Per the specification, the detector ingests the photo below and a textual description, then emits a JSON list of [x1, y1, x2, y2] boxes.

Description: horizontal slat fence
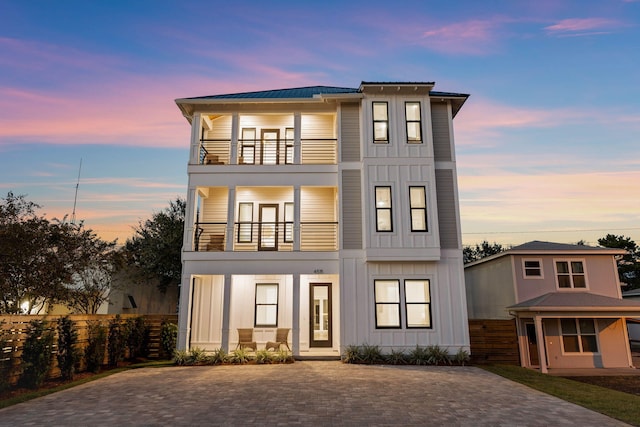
[[0, 314, 177, 386], [468, 319, 520, 365]]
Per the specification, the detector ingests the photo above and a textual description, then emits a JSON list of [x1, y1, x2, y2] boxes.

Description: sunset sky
[[1, 0, 639, 247]]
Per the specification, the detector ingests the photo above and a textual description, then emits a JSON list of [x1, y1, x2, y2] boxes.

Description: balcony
[[194, 221, 338, 252], [198, 138, 337, 166]]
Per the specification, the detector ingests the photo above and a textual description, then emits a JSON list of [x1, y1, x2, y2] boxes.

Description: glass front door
[[310, 283, 332, 347], [258, 204, 278, 251], [261, 129, 279, 165]]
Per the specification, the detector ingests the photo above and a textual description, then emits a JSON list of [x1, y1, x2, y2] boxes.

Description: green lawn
[[482, 365, 640, 426]]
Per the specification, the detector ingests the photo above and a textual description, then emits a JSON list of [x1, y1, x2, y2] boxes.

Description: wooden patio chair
[[265, 328, 291, 351], [236, 328, 257, 351]]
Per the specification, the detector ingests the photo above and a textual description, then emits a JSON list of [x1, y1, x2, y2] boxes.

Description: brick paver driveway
[[0, 362, 628, 426]]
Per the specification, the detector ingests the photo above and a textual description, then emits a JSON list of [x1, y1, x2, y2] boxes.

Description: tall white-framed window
[[375, 186, 393, 232], [374, 280, 401, 328], [560, 318, 598, 353], [237, 202, 253, 243], [404, 280, 431, 328], [405, 102, 422, 143], [409, 186, 427, 231], [255, 283, 278, 327], [522, 259, 543, 278], [284, 202, 294, 243], [555, 260, 587, 288], [372, 102, 389, 143]]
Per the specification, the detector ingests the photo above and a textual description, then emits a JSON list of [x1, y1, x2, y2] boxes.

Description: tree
[[123, 197, 185, 293], [598, 234, 640, 289], [463, 241, 505, 264]]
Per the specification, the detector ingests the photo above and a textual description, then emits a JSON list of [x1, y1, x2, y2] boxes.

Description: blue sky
[[1, 0, 639, 246]]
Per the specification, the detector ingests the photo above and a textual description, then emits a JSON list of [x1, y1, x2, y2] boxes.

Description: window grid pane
[[375, 186, 393, 232], [375, 280, 400, 328], [255, 284, 278, 327], [373, 102, 389, 143], [409, 186, 427, 232], [404, 280, 431, 329], [405, 102, 422, 143]]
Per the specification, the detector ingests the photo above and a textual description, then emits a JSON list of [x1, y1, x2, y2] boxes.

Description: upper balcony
[[193, 113, 337, 166]]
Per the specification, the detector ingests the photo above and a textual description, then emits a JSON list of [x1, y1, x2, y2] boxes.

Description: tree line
[[0, 192, 184, 314]]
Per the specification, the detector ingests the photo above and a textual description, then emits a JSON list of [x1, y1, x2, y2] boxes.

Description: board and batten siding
[[340, 103, 361, 162], [435, 169, 459, 249], [341, 169, 363, 249], [430, 102, 452, 162]]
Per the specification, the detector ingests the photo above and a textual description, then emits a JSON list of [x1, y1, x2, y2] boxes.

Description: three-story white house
[[175, 82, 470, 357]]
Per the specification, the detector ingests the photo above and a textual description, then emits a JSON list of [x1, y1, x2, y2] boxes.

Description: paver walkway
[[0, 362, 629, 426]]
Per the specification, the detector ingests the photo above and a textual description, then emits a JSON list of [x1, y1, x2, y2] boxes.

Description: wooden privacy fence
[[468, 319, 520, 365], [0, 314, 178, 386]]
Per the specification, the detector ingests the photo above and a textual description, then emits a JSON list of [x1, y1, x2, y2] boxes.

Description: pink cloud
[[544, 18, 621, 36], [420, 18, 509, 55]]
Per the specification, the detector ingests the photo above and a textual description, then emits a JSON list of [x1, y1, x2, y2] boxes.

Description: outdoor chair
[[265, 328, 291, 351], [236, 328, 257, 351]]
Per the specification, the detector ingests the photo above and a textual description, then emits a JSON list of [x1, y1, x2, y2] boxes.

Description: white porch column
[[292, 274, 300, 355], [230, 113, 239, 164], [294, 112, 301, 164], [225, 187, 236, 251], [534, 316, 548, 373], [221, 273, 232, 352], [294, 186, 301, 252], [177, 276, 193, 351], [183, 187, 198, 252], [190, 113, 202, 165]]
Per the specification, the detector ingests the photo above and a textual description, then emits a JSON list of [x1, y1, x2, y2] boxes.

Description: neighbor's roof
[[465, 240, 627, 268], [507, 292, 640, 314]]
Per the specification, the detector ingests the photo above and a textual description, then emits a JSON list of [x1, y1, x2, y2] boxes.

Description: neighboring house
[[174, 82, 470, 358], [465, 241, 640, 372]]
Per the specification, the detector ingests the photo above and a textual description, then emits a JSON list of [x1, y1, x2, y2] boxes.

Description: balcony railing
[[194, 221, 338, 252], [198, 139, 337, 165]]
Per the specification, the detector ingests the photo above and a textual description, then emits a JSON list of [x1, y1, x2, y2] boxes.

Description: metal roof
[[185, 86, 360, 100]]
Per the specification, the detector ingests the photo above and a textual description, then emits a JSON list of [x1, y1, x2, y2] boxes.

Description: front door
[[310, 283, 332, 347], [258, 204, 278, 251], [525, 321, 540, 366], [261, 129, 279, 165]]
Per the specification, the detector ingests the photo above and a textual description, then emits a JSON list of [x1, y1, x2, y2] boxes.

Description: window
[[240, 128, 256, 164], [285, 127, 294, 164], [523, 259, 542, 278], [561, 319, 598, 353], [255, 283, 278, 327], [374, 280, 400, 328], [405, 102, 422, 143], [555, 260, 586, 288], [372, 102, 389, 143], [284, 202, 294, 243], [404, 280, 431, 328], [409, 186, 427, 231], [375, 186, 393, 232], [237, 202, 253, 243]]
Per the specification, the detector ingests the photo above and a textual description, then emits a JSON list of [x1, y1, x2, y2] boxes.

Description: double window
[[523, 259, 543, 278], [555, 260, 586, 288], [405, 102, 422, 143], [255, 283, 278, 327], [374, 279, 432, 329], [372, 102, 389, 143], [561, 318, 598, 353], [375, 186, 393, 232]]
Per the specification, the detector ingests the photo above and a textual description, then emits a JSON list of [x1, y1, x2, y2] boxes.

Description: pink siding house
[[465, 241, 640, 373]]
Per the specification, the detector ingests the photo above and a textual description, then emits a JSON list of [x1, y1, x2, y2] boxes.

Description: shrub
[[126, 317, 150, 360], [0, 321, 12, 393], [56, 316, 80, 380], [230, 348, 251, 364], [208, 348, 228, 365], [341, 345, 362, 364], [255, 349, 272, 364], [108, 316, 127, 367], [160, 321, 178, 359], [19, 320, 54, 389], [385, 348, 407, 365], [359, 344, 383, 364], [173, 349, 189, 366], [408, 345, 430, 365], [189, 347, 208, 364], [272, 349, 294, 364], [453, 347, 470, 366], [426, 345, 451, 365], [85, 321, 107, 373]]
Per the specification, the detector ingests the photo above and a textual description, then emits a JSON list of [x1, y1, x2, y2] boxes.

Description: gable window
[[372, 102, 389, 143], [375, 186, 393, 232], [405, 280, 431, 328], [255, 283, 278, 327], [284, 202, 294, 243], [237, 202, 253, 243], [405, 102, 422, 143], [409, 186, 427, 231], [523, 259, 542, 278], [374, 280, 401, 328], [561, 318, 598, 353], [555, 260, 586, 288]]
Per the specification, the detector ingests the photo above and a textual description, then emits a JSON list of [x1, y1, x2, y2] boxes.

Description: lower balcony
[[194, 221, 338, 252]]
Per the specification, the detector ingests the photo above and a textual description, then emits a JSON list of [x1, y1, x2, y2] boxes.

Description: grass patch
[[482, 365, 640, 426], [0, 360, 173, 410]]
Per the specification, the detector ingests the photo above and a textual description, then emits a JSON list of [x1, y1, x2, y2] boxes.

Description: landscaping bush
[[85, 321, 107, 373], [208, 348, 228, 365], [408, 345, 431, 365], [126, 316, 150, 360], [19, 320, 54, 389], [107, 315, 127, 367], [255, 349, 272, 364], [385, 348, 407, 365], [56, 316, 80, 380], [160, 321, 178, 359], [453, 347, 470, 366], [229, 348, 252, 364], [341, 345, 362, 364], [425, 345, 451, 366]]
